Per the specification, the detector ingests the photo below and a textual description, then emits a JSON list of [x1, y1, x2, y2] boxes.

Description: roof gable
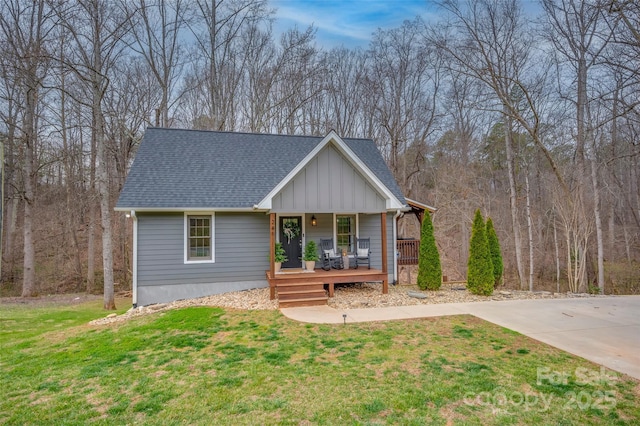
[[116, 128, 406, 211], [255, 131, 404, 211], [270, 143, 387, 213]]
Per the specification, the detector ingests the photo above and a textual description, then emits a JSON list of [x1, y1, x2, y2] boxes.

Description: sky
[[270, 0, 437, 48]]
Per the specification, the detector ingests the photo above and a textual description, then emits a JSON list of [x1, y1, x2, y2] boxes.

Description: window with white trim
[[336, 215, 356, 254], [186, 214, 214, 262]]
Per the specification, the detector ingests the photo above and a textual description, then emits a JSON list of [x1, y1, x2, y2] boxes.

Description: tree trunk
[[552, 209, 560, 293], [86, 137, 97, 292], [622, 222, 631, 264], [590, 157, 604, 294], [59, 58, 83, 289], [504, 111, 525, 289], [3, 197, 18, 281], [22, 191, 36, 297], [97, 128, 116, 310], [21, 89, 37, 297], [525, 172, 534, 292], [609, 87, 618, 261], [93, 68, 116, 310], [2, 115, 18, 282], [608, 204, 615, 261]]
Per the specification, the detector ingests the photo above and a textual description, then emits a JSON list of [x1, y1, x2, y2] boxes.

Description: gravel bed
[[90, 283, 606, 326], [328, 283, 597, 309]]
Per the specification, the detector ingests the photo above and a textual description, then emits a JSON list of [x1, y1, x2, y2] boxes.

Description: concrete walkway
[[281, 295, 640, 380]]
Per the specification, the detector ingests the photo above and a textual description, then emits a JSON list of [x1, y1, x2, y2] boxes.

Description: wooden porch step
[[276, 281, 328, 308], [276, 282, 324, 293], [277, 289, 327, 301], [279, 297, 328, 308]]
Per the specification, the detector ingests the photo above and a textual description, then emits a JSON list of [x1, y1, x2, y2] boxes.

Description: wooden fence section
[[397, 239, 419, 265]]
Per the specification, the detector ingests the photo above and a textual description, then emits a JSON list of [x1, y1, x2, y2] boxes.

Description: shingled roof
[[116, 128, 406, 210]]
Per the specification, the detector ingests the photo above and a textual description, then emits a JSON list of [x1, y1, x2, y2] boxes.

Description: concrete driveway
[[281, 296, 640, 380]]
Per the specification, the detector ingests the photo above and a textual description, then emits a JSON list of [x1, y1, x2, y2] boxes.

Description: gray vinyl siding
[[359, 214, 381, 269], [302, 212, 393, 273], [303, 213, 333, 243], [359, 213, 395, 276], [303, 213, 334, 268], [271, 145, 386, 213], [135, 210, 395, 305], [137, 212, 270, 288]]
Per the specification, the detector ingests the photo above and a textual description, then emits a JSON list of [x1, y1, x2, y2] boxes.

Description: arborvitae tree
[[467, 209, 494, 295], [417, 212, 442, 290], [486, 217, 504, 288]]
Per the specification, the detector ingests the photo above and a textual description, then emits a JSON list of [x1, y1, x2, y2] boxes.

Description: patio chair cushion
[[357, 248, 369, 257], [323, 249, 336, 258]]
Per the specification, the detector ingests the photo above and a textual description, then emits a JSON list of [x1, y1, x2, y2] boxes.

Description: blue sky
[[270, 0, 437, 48]]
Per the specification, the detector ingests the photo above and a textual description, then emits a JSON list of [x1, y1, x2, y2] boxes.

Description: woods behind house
[[1, 0, 639, 304]]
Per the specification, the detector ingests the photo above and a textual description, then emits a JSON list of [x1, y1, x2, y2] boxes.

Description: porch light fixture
[[311, 215, 317, 226]]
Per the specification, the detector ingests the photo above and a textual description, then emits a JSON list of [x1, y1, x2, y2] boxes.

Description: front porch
[[268, 212, 389, 307], [267, 267, 389, 299]]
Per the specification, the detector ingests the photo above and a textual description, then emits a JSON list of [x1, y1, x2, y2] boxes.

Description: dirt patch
[[0, 293, 104, 308]]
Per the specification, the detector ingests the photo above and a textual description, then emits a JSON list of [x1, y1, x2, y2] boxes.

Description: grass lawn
[[0, 298, 638, 425]]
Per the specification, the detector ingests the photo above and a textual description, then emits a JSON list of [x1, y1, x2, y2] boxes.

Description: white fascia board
[[405, 198, 437, 212], [256, 130, 405, 211]]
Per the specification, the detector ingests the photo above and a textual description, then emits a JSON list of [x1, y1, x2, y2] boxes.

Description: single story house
[[116, 128, 423, 307]]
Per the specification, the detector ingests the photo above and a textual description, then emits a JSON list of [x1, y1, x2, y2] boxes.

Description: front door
[[279, 216, 302, 269]]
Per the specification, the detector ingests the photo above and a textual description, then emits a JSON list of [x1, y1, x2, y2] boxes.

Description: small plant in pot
[[274, 242, 287, 273], [303, 240, 319, 272]]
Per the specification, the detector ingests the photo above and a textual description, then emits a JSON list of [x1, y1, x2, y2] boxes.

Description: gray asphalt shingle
[[116, 128, 406, 210]]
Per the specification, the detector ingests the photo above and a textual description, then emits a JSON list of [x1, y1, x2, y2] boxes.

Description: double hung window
[[336, 215, 356, 254], [186, 214, 214, 262]]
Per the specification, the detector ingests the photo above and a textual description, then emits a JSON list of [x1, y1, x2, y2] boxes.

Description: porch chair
[[354, 237, 371, 269], [320, 238, 343, 270]]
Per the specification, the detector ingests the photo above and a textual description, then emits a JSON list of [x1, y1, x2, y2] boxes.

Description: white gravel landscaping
[[90, 282, 604, 326]]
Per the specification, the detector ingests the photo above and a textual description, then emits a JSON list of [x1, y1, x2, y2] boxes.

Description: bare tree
[[54, 0, 133, 309], [240, 24, 322, 134], [323, 47, 369, 137], [604, 1, 640, 275], [273, 26, 324, 135], [0, 0, 637, 298], [0, 0, 53, 296], [52, 28, 84, 287], [542, 0, 614, 292], [434, 0, 538, 288], [368, 17, 440, 192], [126, 0, 190, 127], [188, 0, 271, 130], [241, 22, 276, 132], [0, 43, 22, 282]]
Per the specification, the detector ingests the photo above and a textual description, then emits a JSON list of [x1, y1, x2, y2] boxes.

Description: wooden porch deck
[[266, 268, 388, 300]]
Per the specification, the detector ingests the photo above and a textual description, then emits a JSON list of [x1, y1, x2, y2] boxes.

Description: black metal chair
[[354, 237, 371, 269], [320, 238, 343, 270]]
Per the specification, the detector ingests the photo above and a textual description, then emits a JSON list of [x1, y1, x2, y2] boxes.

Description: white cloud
[[271, 0, 433, 48], [274, 2, 373, 42]]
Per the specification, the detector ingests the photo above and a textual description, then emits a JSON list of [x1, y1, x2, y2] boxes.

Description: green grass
[[0, 300, 638, 425]]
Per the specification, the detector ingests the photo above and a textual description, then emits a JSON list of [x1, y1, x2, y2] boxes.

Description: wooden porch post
[[381, 212, 388, 294], [269, 213, 276, 300]]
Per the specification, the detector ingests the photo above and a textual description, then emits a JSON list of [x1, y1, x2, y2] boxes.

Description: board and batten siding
[[271, 144, 386, 213], [136, 212, 270, 305]]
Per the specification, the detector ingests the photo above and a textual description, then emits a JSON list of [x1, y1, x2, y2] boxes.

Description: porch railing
[[397, 239, 419, 265]]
